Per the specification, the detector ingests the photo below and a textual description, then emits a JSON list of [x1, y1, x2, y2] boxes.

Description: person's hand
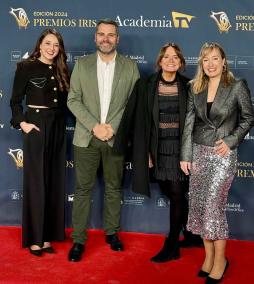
[[104, 124, 114, 140], [215, 139, 230, 157], [148, 153, 153, 168], [20, 121, 40, 134], [180, 161, 192, 175], [92, 124, 108, 141]]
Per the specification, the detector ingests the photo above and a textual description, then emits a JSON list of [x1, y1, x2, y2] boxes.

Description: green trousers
[[71, 137, 124, 244]]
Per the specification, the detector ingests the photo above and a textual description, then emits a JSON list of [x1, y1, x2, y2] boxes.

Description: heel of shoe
[[205, 258, 229, 283], [197, 269, 210, 278]]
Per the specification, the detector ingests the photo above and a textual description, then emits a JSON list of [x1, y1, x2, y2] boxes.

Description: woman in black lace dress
[[114, 43, 202, 262]]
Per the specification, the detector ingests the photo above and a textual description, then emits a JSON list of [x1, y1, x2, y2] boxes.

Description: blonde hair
[[192, 42, 234, 94]]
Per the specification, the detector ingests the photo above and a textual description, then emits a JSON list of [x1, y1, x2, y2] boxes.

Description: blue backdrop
[[0, 0, 254, 240]]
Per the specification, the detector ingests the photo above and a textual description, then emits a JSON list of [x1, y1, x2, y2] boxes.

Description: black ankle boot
[[150, 237, 180, 263]]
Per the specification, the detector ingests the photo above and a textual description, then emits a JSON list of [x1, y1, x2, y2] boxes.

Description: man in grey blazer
[[67, 19, 139, 262]]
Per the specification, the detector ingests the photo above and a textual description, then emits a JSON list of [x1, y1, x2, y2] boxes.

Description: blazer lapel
[[209, 83, 232, 121], [195, 88, 211, 124], [87, 54, 101, 119], [110, 55, 123, 105]]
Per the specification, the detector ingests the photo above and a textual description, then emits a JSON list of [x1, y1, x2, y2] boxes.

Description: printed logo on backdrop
[[116, 11, 195, 29], [66, 51, 90, 64], [244, 131, 254, 140], [210, 11, 254, 32], [67, 194, 95, 204], [67, 194, 74, 202], [125, 162, 133, 170], [185, 55, 254, 70], [11, 51, 21, 62], [66, 126, 75, 131], [185, 56, 199, 66], [9, 7, 30, 29], [11, 51, 29, 62], [123, 195, 145, 206], [9, 8, 96, 28], [225, 203, 245, 213], [237, 160, 254, 178], [66, 160, 74, 168], [235, 14, 254, 31], [125, 55, 148, 65], [9, 190, 23, 201], [156, 197, 169, 208], [11, 51, 86, 63], [22, 52, 29, 59], [172, 11, 195, 28], [7, 148, 23, 169], [210, 11, 232, 33], [9, 8, 195, 30]]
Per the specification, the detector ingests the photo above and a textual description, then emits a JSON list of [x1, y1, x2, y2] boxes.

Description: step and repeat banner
[[0, 0, 254, 240]]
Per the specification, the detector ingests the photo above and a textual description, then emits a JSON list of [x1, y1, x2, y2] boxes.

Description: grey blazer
[[67, 53, 139, 147], [181, 79, 254, 161]]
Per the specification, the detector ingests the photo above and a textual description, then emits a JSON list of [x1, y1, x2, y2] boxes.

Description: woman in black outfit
[[114, 43, 202, 262], [10, 29, 70, 256]]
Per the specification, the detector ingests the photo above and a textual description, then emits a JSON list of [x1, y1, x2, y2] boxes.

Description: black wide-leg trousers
[[22, 107, 66, 248]]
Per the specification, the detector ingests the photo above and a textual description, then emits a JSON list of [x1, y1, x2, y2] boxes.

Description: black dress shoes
[[29, 248, 43, 257], [68, 243, 85, 262], [205, 259, 229, 283], [197, 269, 210, 278], [105, 234, 124, 251], [42, 246, 55, 254]]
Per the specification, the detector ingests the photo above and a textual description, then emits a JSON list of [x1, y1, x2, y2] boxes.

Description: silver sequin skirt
[[187, 143, 237, 240]]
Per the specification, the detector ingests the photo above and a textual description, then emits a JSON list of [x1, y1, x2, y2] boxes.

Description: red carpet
[[0, 227, 253, 283]]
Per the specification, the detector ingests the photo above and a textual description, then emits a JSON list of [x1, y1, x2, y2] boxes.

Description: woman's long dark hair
[[29, 29, 70, 92]]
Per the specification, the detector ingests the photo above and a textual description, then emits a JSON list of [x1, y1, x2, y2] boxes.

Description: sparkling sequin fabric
[[187, 143, 237, 240]]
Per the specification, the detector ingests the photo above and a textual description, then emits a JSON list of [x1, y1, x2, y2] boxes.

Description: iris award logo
[[9, 7, 30, 29], [210, 11, 232, 33], [171, 11, 195, 28], [10, 190, 23, 201], [8, 148, 23, 168]]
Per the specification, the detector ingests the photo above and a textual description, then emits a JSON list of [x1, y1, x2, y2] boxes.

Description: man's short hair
[[96, 18, 119, 35]]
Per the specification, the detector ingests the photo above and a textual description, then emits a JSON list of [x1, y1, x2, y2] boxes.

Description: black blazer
[[114, 71, 189, 197], [181, 79, 254, 162]]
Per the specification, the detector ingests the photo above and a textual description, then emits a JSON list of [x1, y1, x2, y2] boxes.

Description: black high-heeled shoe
[[29, 248, 42, 257], [197, 269, 210, 278], [205, 259, 229, 283]]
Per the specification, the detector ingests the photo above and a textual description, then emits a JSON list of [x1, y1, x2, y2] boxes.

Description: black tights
[[158, 180, 188, 243]]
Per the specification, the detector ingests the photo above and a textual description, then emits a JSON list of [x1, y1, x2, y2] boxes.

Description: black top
[[10, 59, 67, 128], [113, 71, 190, 197], [207, 102, 213, 118], [155, 76, 185, 181]]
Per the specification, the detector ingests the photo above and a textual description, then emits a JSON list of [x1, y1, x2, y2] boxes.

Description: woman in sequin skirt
[[180, 42, 254, 283]]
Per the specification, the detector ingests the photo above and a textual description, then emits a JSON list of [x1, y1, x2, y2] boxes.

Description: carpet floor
[[0, 227, 253, 283]]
